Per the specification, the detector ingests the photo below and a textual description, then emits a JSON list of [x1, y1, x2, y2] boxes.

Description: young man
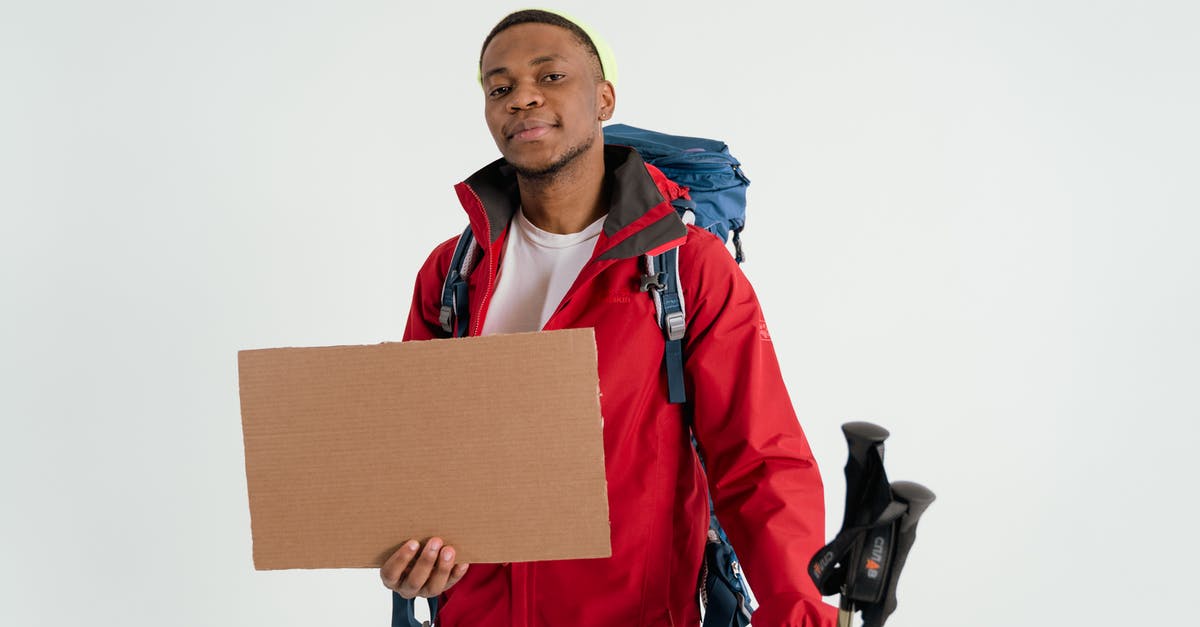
[[380, 10, 835, 626]]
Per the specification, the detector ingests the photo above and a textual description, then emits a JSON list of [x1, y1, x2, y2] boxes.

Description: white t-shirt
[[480, 208, 606, 335]]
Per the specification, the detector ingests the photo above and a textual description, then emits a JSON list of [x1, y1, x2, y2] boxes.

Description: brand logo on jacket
[[609, 290, 635, 304]]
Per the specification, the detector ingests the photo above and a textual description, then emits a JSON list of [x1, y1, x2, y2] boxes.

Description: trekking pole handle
[[890, 481, 936, 532], [841, 421, 890, 466]]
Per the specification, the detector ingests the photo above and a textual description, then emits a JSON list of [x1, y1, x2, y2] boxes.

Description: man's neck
[[516, 151, 608, 234]]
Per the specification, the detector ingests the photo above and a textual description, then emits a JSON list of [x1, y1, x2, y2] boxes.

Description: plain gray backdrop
[[2, 1, 1197, 625]]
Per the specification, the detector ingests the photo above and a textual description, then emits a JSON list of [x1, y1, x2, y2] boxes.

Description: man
[[379, 10, 835, 626]]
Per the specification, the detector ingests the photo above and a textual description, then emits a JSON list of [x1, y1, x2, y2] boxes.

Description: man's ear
[[597, 80, 616, 120]]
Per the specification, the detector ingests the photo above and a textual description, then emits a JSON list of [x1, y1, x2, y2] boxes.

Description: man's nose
[[507, 81, 544, 112]]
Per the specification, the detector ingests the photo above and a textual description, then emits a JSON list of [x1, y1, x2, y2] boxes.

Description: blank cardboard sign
[[237, 328, 611, 570]]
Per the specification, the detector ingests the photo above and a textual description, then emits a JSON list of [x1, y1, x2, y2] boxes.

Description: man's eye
[[542, 73, 566, 82], [488, 85, 511, 98]]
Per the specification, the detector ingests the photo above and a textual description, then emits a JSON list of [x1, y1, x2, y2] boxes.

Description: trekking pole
[[836, 422, 889, 627], [836, 597, 856, 627], [857, 481, 935, 627], [810, 422, 935, 627]]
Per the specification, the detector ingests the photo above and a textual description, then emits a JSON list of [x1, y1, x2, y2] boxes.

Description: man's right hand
[[380, 537, 470, 599]]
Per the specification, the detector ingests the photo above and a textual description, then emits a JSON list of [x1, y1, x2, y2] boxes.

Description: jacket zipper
[[466, 185, 497, 338]]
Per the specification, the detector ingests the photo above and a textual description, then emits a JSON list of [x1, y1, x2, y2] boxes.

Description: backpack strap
[[731, 227, 745, 264], [641, 247, 687, 404], [392, 595, 438, 627], [438, 226, 477, 338], [644, 247, 754, 626], [397, 226, 476, 627]]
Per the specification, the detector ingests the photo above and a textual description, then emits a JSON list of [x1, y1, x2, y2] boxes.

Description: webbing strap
[[808, 501, 907, 601], [664, 338, 686, 404], [439, 226, 474, 338], [809, 523, 867, 597], [644, 248, 687, 404], [853, 521, 896, 602], [392, 594, 438, 627]]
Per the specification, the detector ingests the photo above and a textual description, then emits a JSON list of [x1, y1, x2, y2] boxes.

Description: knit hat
[[478, 8, 618, 86]]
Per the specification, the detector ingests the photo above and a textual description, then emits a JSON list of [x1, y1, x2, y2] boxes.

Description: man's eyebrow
[[528, 54, 568, 66], [482, 66, 509, 81], [482, 54, 570, 82]]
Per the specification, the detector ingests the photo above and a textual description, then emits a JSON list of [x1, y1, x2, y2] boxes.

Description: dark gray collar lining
[[460, 144, 684, 258]]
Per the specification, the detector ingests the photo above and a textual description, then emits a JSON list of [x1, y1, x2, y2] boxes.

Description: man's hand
[[380, 537, 470, 599]]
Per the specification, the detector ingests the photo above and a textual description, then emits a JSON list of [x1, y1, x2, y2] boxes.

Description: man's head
[[478, 10, 615, 180]]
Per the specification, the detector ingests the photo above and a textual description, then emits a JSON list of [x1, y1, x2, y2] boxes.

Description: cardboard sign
[[237, 328, 611, 570]]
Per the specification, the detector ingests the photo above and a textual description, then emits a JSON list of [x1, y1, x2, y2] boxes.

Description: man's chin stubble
[[509, 133, 595, 181]]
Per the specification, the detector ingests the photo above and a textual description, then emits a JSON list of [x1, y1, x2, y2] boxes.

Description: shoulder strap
[[393, 594, 438, 627], [641, 247, 687, 403], [645, 247, 755, 626], [439, 226, 477, 338]]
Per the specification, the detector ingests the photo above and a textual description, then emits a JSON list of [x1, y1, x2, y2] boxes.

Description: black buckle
[[640, 272, 665, 292]]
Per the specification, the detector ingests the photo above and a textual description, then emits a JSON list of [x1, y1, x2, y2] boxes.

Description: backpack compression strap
[[641, 247, 687, 403], [439, 226, 476, 338]]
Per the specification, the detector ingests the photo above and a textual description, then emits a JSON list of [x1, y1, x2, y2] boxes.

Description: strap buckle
[[665, 311, 686, 341], [640, 272, 665, 292]]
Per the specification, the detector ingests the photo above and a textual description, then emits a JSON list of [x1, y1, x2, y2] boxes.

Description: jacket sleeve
[[682, 231, 836, 627], [402, 236, 459, 342]]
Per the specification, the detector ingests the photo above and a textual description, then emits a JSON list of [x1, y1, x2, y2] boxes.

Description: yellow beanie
[[478, 8, 618, 86]]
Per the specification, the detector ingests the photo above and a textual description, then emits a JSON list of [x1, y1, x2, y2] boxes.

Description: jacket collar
[[454, 144, 688, 260]]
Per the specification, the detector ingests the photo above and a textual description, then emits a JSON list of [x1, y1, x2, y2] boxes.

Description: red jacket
[[403, 146, 835, 626]]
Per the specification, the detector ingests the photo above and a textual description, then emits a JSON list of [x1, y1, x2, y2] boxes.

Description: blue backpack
[[398, 126, 754, 627], [604, 123, 750, 263]]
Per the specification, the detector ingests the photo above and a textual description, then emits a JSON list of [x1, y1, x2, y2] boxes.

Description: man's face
[[479, 23, 614, 178]]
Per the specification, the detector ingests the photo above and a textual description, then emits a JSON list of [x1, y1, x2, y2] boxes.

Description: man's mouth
[[512, 126, 551, 141], [507, 120, 556, 142]]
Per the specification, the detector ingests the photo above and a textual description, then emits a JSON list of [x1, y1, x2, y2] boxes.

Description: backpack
[[603, 124, 750, 263], [398, 126, 754, 627]]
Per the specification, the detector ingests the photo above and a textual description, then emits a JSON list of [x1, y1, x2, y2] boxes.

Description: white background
[[3, 1, 1197, 626]]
